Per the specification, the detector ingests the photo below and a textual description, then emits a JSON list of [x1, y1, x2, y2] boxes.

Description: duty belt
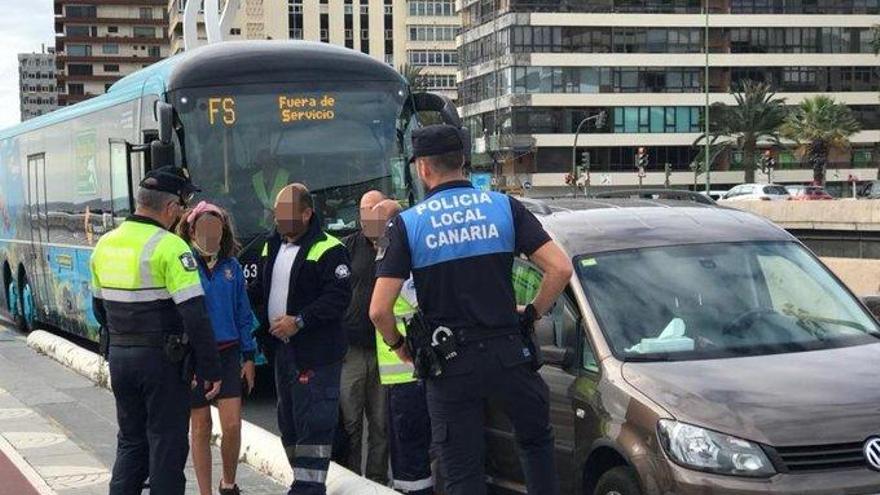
[[453, 326, 520, 344], [108, 333, 167, 347]]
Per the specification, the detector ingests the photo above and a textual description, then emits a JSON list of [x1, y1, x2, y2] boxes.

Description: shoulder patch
[[335, 264, 351, 280], [179, 252, 198, 271]]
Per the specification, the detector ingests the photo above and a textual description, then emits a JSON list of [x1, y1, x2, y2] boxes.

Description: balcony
[[59, 92, 99, 105], [57, 55, 164, 64], [58, 35, 167, 44], [54, 16, 168, 26], [57, 73, 123, 82], [55, 0, 165, 5]]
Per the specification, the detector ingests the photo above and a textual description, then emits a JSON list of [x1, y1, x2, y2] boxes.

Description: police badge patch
[[179, 253, 198, 271], [335, 264, 351, 279], [224, 268, 234, 281]]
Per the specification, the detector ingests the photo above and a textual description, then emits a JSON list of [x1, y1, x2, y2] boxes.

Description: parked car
[[721, 183, 790, 201], [492, 197, 880, 495], [787, 185, 834, 200]]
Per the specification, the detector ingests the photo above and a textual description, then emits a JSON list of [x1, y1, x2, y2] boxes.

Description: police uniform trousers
[[387, 381, 433, 495], [274, 344, 343, 495], [426, 334, 559, 495], [108, 346, 191, 495]]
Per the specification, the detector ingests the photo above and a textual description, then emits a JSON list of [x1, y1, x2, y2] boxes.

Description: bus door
[[25, 153, 50, 320]]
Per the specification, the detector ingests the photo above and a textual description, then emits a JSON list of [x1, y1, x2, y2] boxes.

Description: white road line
[[0, 432, 57, 495]]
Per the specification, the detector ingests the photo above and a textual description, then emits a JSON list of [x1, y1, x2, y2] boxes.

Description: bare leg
[[190, 406, 214, 495], [218, 397, 243, 487]]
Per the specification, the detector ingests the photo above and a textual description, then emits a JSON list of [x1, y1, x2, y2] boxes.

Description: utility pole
[[704, 0, 711, 194]]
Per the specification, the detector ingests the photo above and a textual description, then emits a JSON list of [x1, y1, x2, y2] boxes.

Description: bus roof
[[1, 40, 405, 141]]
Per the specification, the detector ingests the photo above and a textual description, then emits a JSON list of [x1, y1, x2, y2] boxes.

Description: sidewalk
[[0, 323, 285, 495]]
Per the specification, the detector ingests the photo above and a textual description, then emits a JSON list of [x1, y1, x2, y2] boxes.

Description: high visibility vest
[[375, 278, 418, 386], [90, 218, 204, 304], [260, 234, 343, 261]]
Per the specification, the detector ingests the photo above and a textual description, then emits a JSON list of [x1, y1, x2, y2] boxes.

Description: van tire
[[594, 466, 641, 495]]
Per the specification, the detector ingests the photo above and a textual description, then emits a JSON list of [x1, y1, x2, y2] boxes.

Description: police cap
[[411, 124, 464, 162], [139, 166, 201, 202]]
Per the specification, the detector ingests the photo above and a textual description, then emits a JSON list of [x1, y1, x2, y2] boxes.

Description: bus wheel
[[18, 275, 35, 333]]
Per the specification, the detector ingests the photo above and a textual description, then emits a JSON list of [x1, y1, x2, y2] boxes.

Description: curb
[[26, 330, 399, 494]]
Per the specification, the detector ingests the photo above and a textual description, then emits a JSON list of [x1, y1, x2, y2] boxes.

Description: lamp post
[[704, 0, 711, 193]]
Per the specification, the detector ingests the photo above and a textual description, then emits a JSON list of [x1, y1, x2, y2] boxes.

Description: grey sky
[[0, 0, 55, 129]]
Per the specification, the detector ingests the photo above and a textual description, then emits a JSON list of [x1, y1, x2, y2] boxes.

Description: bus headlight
[[658, 420, 775, 477]]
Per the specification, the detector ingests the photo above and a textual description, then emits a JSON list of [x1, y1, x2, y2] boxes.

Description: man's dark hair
[[423, 150, 465, 174]]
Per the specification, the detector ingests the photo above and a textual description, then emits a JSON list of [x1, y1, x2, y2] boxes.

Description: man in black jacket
[[257, 183, 352, 495], [339, 190, 389, 483]]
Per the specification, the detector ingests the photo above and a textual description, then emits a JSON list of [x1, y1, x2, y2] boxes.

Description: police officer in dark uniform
[[91, 166, 222, 495], [370, 125, 574, 495]]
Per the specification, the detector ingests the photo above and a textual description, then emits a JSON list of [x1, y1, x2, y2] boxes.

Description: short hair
[[275, 183, 314, 211], [423, 150, 465, 174], [135, 186, 177, 211]]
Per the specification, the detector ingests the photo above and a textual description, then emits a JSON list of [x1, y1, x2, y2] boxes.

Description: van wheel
[[594, 467, 641, 495]]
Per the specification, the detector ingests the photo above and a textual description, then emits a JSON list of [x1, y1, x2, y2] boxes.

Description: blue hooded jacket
[[196, 255, 257, 360]]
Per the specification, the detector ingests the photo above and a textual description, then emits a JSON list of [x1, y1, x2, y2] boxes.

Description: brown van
[[486, 197, 880, 495]]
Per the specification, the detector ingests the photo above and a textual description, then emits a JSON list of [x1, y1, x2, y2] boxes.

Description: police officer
[[91, 166, 222, 495], [371, 199, 433, 495], [257, 183, 352, 495], [370, 125, 573, 495]]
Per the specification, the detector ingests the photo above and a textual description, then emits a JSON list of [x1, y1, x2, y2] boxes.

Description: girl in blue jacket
[[178, 201, 257, 495]]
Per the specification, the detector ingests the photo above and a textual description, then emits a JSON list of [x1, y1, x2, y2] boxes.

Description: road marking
[[0, 432, 56, 495], [0, 408, 35, 420], [4, 432, 68, 450], [38, 466, 110, 490]]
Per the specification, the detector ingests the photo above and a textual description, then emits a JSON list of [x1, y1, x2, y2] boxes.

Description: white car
[[721, 183, 791, 201]]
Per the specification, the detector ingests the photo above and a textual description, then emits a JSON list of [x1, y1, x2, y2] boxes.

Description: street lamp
[[704, 0, 711, 193], [571, 111, 606, 195]]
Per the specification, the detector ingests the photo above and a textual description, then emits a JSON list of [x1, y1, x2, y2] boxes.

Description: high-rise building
[[54, 0, 171, 106], [18, 46, 58, 121], [167, 0, 457, 99], [458, 1, 880, 189]]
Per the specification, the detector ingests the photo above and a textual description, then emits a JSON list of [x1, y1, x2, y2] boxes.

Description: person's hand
[[241, 361, 256, 395], [204, 380, 222, 401], [394, 346, 413, 364], [270, 315, 299, 342]]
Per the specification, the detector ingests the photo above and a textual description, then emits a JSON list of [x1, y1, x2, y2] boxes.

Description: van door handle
[[576, 408, 586, 419]]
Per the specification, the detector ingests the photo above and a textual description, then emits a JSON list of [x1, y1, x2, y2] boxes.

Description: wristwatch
[[387, 334, 405, 351], [294, 315, 305, 331]]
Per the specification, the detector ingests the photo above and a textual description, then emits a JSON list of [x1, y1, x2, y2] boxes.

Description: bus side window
[[109, 140, 131, 217]]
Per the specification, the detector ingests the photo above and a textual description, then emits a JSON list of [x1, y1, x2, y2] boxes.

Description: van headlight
[[658, 420, 775, 477]]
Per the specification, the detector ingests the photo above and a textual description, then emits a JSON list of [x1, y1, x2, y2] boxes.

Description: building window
[[230, 28, 242, 35], [289, 3, 303, 13], [108, 26, 118, 33], [104, 83, 114, 92], [290, 28, 303, 39], [67, 44, 92, 56], [360, 5, 369, 14], [65, 5, 97, 18], [385, 29, 393, 40], [345, 29, 354, 39], [408, 50, 458, 66], [102, 44, 119, 54], [320, 29, 330, 40], [66, 25, 91, 36], [362, 29, 370, 40], [134, 26, 156, 38], [409, 0, 455, 16], [139, 7, 153, 19], [384, 5, 393, 13], [68, 64, 93, 76], [103, 64, 119, 72], [148, 46, 161, 57], [385, 53, 394, 64], [68, 83, 85, 96]]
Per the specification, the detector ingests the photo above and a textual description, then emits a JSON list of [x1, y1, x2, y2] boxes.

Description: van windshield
[[576, 242, 880, 361]]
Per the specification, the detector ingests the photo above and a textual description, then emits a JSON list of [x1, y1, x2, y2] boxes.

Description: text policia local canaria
[[415, 192, 500, 249], [279, 95, 336, 123]]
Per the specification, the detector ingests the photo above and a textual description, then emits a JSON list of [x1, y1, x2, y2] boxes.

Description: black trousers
[[388, 381, 433, 494], [108, 346, 191, 495], [425, 334, 560, 495]]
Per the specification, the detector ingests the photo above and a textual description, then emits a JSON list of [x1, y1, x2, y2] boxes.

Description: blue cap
[[411, 124, 465, 162]]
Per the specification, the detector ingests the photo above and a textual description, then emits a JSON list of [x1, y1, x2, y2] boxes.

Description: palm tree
[[696, 80, 787, 183], [398, 64, 427, 92], [781, 96, 861, 185]]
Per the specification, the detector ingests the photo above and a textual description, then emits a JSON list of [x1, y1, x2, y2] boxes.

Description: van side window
[[582, 333, 599, 373]]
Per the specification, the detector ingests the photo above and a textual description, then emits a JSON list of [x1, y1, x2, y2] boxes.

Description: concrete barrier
[[720, 199, 880, 231], [26, 330, 400, 495], [821, 257, 880, 297]]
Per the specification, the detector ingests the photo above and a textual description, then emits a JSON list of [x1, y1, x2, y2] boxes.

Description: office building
[[458, 0, 880, 188], [54, 0, 171, 106], [167, 0, 457, 98], [19, 47, 58, 121]]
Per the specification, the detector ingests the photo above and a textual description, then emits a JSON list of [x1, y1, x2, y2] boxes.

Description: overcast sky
[[0, 0, 55, 129]]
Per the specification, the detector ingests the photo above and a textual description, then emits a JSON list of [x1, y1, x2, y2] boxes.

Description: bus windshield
[[172, 81, 413, 239]]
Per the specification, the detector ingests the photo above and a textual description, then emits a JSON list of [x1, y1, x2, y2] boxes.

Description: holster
[[519, 316, 543, 371], [406, 311, 446, 379]]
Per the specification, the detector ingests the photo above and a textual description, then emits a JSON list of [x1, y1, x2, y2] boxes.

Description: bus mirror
[[156, 101, 174, 144], [412, 93, 461, 128], [150, 140, 175, 168]]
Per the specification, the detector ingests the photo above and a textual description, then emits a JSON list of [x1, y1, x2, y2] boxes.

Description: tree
[[696, 80, 787, 183], [398, 64, 427, 92], [781, 96, 860, 185]]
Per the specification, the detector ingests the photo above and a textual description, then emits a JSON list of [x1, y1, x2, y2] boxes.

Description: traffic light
[[636, 147, 648, 169], [581, 151, 591, 169], [594, 111, 606, 129]]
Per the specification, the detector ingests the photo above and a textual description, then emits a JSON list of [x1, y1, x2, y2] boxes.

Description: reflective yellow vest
[[375, 278, 418, 385]]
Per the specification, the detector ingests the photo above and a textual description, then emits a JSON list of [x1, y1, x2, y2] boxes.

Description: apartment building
[[54, 0, 171, 106], [18, 47, 58, 121], [458, 0, 880, 188], [167, 0, 457, 98]]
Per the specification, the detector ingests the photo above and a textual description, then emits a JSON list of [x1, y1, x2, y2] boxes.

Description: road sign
[[523, 181, 532, 190]]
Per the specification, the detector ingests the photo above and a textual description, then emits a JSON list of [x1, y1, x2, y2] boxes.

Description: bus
[[0, 40, 460, 346]]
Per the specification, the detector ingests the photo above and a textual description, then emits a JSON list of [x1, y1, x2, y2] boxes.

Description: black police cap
[[139, 166, 201, 197], [411, 124, 464, 162]]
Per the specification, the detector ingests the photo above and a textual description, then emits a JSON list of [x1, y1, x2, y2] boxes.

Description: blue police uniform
[[377, 126, 559, 495]]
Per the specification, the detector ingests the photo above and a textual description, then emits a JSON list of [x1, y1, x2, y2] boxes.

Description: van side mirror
[[534, 316, 576, 368], [861, 295, 880, 320], [412, 92, 461, 127]]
